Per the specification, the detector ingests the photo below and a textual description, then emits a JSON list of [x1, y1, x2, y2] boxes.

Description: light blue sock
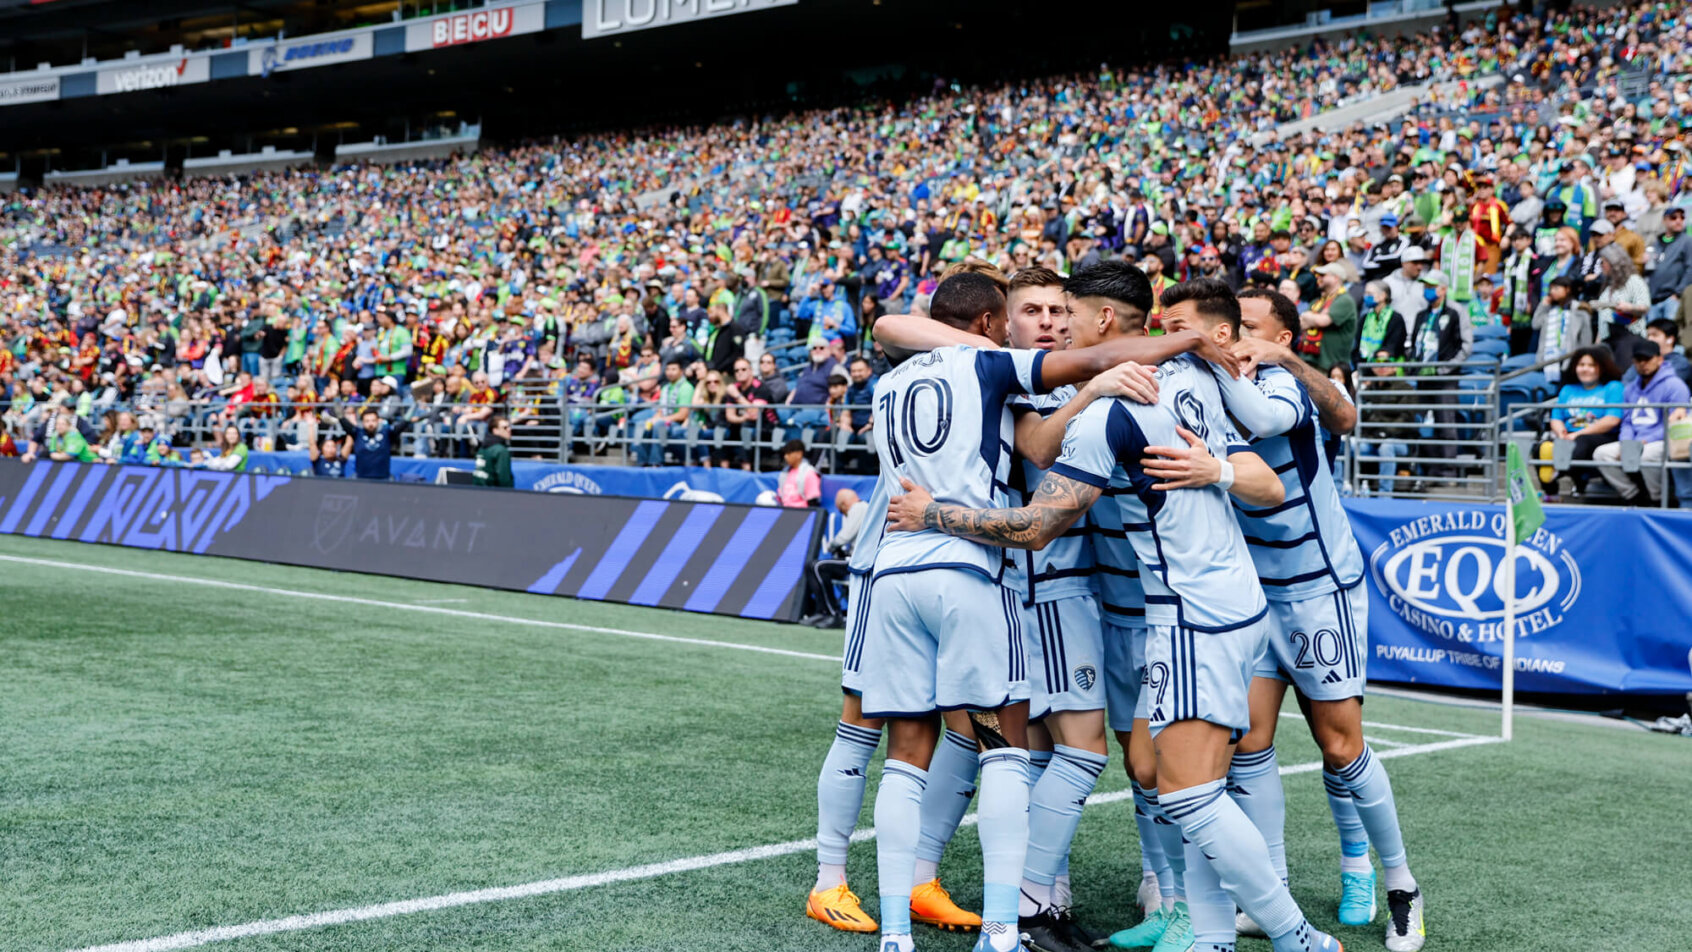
[[1161, 779, 1306, 944], [1144, 787, 1187, 902], [915, 729, 979, 875], [1024, 745, 1106, 889], [817, 722, 881, 878], [1027, 748, 1053, 789], [875, 761, 926, 936], [977, 747, 1031, 930], [1337, 745, 1415, 888], [1131, 781, 1167, 881], [1183, 839, 1236, 951], [1228, 746, 1287, 884], [1323, 768, 1371, 874]]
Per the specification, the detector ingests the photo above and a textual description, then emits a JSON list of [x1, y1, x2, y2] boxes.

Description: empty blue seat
[[1471, 338, 1510, 358], [1473, 324, 1510, 340], [1501, 353, 1539, 373]]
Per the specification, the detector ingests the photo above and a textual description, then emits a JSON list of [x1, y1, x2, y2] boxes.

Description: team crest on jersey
[[1072, 664, 1097, 691], [1173, 389, 1209, 441]]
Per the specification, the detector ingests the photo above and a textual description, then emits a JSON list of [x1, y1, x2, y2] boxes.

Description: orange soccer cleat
[[909, 877, 981, 932], [806, 883, 878, 933]]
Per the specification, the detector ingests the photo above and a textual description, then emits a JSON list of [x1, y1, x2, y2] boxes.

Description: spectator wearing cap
[[783, 339, 838, 431], [1623, 320, 1692, 389], [1363, 213, 1404, 282], [1593, 340, 1692, 505], [1299, 262, 1359, 374], [474, 415, 515, 487], [1407, 268, 1473, 477], [1386, 245, 1431, 328], [1548, 157, 1598, 239], [776, 439, 821, 509], [1647, 206, 1692, 327], [1604, 199, 1647, 274], [800, 279, 855, 351]]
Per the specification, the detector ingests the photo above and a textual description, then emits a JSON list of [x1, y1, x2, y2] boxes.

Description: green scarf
[[1441, 230, 1477, 302], [1358, 307, 1393, 360]]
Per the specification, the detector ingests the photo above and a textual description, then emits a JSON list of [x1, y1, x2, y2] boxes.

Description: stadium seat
[[1499, 371, 1551, 432], [1473, 324, 1510, 340], [1471, 338, 1510, 359], [1501, 353, 1539, 373]]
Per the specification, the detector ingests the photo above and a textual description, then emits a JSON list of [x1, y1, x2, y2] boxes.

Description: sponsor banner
[[404, 2, 548, 52], [1350, 498, 1692, 696], [0, 74, 60, 105], [249, 33, 373, 77], [96, 56, 210, 95], [583, 0, 798, 38], [0, 461, 819, 622]]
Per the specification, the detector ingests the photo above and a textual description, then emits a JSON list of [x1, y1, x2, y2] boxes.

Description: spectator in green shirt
[[474, 415, 515, 487], [46, 414, 96, 463], [635, 359, 694, 466], [374, 309, 413, 382], [1301, 263, 1359, 375]]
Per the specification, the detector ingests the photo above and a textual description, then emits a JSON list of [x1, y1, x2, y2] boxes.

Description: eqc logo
[[1369, 509, 1581, 645]]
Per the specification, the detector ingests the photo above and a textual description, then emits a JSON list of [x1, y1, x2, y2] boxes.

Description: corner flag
[[1504, 442, 1544, 543]]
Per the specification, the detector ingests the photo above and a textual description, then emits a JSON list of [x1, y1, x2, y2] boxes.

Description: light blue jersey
[[1007, 386, 1097, 606], [1051, 355, 1267, 633], [848, 474, 890, 578], [1215, 365, 1365, 600], [869, 344, 1046, 582]]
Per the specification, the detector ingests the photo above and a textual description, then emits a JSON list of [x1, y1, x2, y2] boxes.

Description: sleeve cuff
[[1226, 443, 1254, 457], [1050, 461, 1110, 489]]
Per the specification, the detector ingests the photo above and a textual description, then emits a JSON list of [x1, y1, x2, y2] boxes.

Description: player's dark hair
[[1238, 287, 1301, 338], [929, 271, 1006, 331], [1160, 277, 1242, 335], [1064, 260, 1152, 332]]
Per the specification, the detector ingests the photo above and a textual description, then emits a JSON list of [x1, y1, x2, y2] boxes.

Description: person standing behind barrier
[[1593, 341, 1691, 505], [1357, 355, 1419, 494], [776, 439, 820, 509], [1533, 277, 1591, 388], [339, 407, 413, 481], [44, 413, 96, 463], [1407, 270, 1473, 481], [1538, 347, 1623, 496], [474, 416, 515, 488]]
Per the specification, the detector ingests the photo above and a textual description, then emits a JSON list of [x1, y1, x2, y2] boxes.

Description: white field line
[[1362, 735, 1410, 749], [67, 734, 1502, 952], [1280, 707, 1486, 741], [0, 554, 838, 664]]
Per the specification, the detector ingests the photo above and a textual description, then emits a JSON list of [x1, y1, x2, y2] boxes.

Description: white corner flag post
[[1501, 442, 1544, 743], [1500, 497, 1517, 742]]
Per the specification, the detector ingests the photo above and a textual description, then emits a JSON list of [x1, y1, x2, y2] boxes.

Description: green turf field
[[1, 533, 1685, 952]]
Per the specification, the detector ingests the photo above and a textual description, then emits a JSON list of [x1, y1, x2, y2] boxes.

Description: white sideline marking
[[1361, 720, 1482, 739], [67, 734, 1502, 952], [1362, 735, 1409, 749], [0, 554, 837, 664], [415, 598, 468, 604]]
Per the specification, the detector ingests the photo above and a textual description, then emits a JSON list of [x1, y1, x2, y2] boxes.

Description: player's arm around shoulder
[[883, 473, 1101, 550], [871, 314, 995, 361]]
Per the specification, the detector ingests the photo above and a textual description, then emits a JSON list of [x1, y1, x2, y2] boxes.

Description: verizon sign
[[583, 0, 797, 39], [97, 56, 210, 95], [403, 2, 547, 52]]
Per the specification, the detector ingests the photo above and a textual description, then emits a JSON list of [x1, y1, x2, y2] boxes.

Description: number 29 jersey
[[870, 344, 1048, 583]]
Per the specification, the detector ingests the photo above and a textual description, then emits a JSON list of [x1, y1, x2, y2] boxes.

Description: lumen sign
[[582, 0, 798, 39]]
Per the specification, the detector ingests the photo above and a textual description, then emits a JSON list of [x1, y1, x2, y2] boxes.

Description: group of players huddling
[[803, 260, 1427, 952]]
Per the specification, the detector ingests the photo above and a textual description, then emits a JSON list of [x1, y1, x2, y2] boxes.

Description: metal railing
[[1499, 400, 1692, 509], [1345, 359, 1503, 500], [2, 395, 878, 473]]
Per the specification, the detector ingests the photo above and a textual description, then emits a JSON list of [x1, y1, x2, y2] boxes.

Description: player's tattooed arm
[[1231, 337, 1357, 434], [884, 474, 1101, 549]]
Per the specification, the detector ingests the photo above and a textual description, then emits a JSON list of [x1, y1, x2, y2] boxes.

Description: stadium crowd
[[2, 0, 1691, 500]]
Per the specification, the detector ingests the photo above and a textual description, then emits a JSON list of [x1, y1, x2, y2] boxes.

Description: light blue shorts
[[1136, 618, 1269, 738], [858, 569, 1029, 718], [841, 575, 870, 696], [1253, 584, 1369, 701], [1023, 594, 1105, 722], [1101, 617, 1148, 733]]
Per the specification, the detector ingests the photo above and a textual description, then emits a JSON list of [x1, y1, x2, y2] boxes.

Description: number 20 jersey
[[869, 344, 1047, 583]]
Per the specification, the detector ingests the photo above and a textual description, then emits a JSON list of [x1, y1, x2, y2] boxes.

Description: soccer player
[[859, 271, 1234, 952], [887, 273, 1345, 952], [873, 266, 1169, 952], [1215, 289, 1425, 952]]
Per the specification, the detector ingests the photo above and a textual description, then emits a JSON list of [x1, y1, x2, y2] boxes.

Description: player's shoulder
[[1256, 363, 1305, 397]]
